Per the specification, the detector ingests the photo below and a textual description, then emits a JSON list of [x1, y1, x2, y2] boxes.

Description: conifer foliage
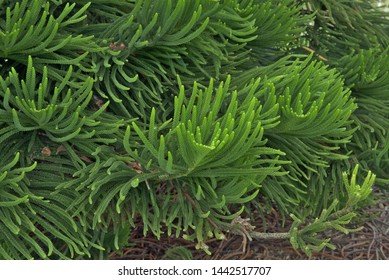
[[0, 0, 388, 259]]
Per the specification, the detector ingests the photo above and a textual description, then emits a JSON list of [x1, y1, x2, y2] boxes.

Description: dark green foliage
[[162, 246, 193, 260], [302, 0, 389, 59], [0, 0, 102, 82], [333, 47, 389, 184], [0, 0, 388, 259]]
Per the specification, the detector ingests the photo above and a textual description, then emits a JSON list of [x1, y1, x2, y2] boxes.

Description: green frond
[[330, 47, 389, 184], [60, 77, 287, 251], [302, 0, 389, 59], [0, 152, 92, 259], [0, 0, 102, 80], [288, 164, 375, 257], [0, 56, 124, 164], [0, 0, 387, 259]]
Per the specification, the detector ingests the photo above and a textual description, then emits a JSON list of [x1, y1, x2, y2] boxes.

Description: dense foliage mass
[[0, 0, 388, 259]]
